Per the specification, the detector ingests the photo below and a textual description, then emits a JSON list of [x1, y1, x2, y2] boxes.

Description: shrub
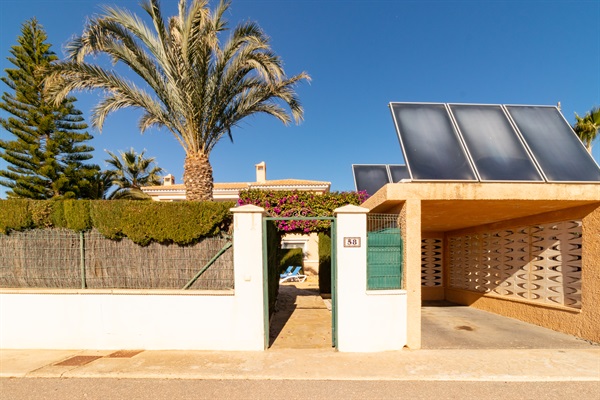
[[280, 248, 304, 272], [0, 199, 234, 245], [318, 232, 332, 294], [0, 199, 32, 233]]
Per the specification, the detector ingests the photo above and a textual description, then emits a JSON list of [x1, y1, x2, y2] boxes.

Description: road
[[2, 378, 599, 400]]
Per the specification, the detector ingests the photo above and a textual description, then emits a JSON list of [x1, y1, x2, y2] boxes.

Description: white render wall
[[0, 205, 266, 351], [1, 205, 409, 352], [334, 205, 407, 352]]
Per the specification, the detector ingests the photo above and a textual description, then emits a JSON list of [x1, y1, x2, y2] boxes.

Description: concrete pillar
[[401, 199, 422, 349], [334, 205, 407, 352], [230, 204, 266, 350]]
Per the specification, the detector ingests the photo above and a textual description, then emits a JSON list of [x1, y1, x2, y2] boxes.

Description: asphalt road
[[1, 378, 599, 400]]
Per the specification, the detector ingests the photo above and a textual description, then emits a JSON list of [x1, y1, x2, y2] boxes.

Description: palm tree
[[44, 0, 309, 201], [573, 106, 600, 153], [105, 148, 163, 199], [87, 170, 115, 199]]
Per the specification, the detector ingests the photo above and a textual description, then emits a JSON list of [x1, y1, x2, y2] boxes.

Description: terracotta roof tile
[[214, 182, 249, 190], [141, 184, 185, 191], [250, 179, 330, 187], [142, 179, 330, 192]]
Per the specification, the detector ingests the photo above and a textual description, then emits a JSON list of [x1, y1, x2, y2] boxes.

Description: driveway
[[422, 302, 598, 349]]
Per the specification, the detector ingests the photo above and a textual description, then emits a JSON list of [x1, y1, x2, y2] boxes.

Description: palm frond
[[43, 0, 310, 200]]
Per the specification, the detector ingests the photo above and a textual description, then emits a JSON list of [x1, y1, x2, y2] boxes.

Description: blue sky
[[1, 0, 599, 199]]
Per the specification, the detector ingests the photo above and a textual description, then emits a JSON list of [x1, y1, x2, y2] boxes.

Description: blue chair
[[279, 266, 307, 283], [280, 266, 294, 279]]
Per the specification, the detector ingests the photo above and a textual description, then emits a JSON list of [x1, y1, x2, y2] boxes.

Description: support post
[[80, 231, 86, 289], [334, 205, 407, 352], [230, 205, 266, 350], [401, 199, 422, 349]]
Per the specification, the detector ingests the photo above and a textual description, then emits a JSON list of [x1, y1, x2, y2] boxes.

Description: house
[[141, 162, 331, 275]]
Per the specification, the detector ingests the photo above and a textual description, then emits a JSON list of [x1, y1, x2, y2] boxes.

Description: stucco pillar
[[401, 199, 422, 349], [334, 205, 407, 352], [230, 204, 266, 350]]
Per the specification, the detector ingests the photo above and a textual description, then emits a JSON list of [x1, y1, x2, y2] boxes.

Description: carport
[[362, 182, 600, 349]]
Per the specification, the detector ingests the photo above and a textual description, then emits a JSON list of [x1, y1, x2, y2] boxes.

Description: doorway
[[262, 217, 336, 350]]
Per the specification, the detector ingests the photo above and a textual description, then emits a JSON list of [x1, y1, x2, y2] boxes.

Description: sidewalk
[[1, 347, 599, 381], [2, 281, 599, 382]]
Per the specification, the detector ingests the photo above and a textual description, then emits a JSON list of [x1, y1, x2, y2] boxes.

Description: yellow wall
[[444, 204, 600, 343]]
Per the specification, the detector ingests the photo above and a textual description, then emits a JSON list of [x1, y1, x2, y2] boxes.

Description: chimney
[[255, 161, 266, 183], [163, 174, 175, 186]]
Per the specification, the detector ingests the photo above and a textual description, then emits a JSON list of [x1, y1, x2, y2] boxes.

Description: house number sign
[[344, 237, 361, 247]]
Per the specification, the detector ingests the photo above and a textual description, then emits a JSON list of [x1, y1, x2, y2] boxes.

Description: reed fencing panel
[[0, 229, 233, 290]]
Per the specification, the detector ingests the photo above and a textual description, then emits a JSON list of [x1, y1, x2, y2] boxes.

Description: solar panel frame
[[504, 105, 600, 183], [352, 164, 392, 196], [388, 164, 411, 183], [389, 102, 479, 182], [447, 103, 545, 183]]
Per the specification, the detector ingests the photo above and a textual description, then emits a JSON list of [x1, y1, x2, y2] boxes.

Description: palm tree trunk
[[183, 151, 214, 201]]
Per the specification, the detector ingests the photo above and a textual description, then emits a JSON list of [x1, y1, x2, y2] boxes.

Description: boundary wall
[[0, 205, 266, 351], [1, 204, 409, 352]]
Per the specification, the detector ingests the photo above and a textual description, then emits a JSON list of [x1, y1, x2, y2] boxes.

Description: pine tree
[[0, 18, 99, 199]]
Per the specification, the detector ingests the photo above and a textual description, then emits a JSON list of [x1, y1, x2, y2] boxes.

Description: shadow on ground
[[269, 280, 332, 349]]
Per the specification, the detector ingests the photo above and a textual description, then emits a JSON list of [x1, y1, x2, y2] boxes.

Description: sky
[[0, 0, 599, 199]]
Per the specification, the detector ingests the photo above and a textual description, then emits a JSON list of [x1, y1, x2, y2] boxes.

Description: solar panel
[[390, 103, 477, 181], [389, 165, 410, 182], [352, 165, 390, 196], [389, 102, 600, 183], [505, 106, 600, 182], [449, 104, 544, 182]]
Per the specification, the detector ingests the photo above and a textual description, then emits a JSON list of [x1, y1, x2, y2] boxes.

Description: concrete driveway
[[422, 302, 598, 349], [269, 283, 597, 351]]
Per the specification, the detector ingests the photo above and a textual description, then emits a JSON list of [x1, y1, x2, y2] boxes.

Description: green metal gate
[[262, 216, 337, 349], [366, 214, 403, 290]]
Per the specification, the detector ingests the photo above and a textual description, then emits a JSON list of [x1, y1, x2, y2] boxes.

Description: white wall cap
[[230, 204, 266, 214], [333, 204, 369, 214]]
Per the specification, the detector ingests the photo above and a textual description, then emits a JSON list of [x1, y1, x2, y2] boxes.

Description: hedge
[[0, 199, 234, 245]]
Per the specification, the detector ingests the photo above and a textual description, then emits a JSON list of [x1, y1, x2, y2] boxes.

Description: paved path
[[269, 280, 332, 349]]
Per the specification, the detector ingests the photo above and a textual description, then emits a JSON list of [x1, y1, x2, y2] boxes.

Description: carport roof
[[362, 182, 600, 232]]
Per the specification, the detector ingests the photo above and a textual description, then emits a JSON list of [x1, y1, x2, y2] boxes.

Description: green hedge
[[0, 199, 234, 245], [318, 233, 332, 294], [280, 248, 304, 272]]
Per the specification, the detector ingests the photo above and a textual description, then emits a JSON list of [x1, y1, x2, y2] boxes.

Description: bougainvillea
[[237, 189, 369, 233]]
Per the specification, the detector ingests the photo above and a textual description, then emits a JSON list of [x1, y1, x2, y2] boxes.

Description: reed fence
[[0, 229, 233, 290]]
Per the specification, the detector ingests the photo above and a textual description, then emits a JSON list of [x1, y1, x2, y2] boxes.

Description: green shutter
[[367, 227, 403, 290]]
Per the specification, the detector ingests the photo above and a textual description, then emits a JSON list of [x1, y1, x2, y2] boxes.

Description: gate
[[262, 216, 337, 349], [366, 214, 403, 290]]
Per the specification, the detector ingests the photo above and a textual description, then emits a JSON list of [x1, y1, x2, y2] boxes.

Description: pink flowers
[[237, 189, 369, 234]]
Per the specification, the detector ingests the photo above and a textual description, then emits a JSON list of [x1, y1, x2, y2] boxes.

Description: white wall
[[334, 205, 407, 352], [0, 205, 267, 351], [0, 292, 241, 350], [1, 205, 410, 352]]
